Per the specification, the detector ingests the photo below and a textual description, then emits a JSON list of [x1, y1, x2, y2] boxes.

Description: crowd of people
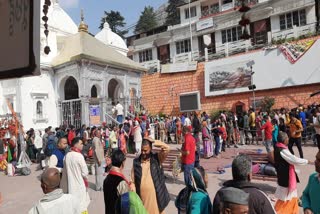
[[1, 102, 319, 214]]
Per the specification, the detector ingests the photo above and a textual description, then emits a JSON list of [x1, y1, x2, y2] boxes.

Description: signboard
[[207, 61, 252, 95], [221, 2, 233, 11], [89, 105, 101, 126], [204, 39, 320, 97], [179, 91, 201, 112], [161, 61, 197, 74], [0, 0, 37, 79], [196, 18, 214, 31]]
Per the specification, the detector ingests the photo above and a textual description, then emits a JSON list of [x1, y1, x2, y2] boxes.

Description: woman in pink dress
[[202, 121, 213, 158]]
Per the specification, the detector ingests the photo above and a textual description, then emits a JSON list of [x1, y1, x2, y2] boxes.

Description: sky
[[61, 0, 166, 35]]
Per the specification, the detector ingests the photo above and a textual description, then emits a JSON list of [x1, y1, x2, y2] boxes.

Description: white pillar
[[204, 47, 208, 61], [225, 43, 229, 57]]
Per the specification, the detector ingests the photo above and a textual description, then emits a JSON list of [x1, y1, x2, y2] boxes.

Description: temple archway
[[108, 78, 123, 102], [64, 76, 79, 100], [91, 85, 98, 98]]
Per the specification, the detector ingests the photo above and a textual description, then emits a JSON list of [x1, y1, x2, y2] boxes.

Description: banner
[[89, 105, 101, 126], [279, 39, 316, 64], [207, 61, 251, 94]]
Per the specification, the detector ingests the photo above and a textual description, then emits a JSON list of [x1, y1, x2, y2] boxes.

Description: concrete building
[[0, 0, 145, 130], [127, 0, 319, 71]]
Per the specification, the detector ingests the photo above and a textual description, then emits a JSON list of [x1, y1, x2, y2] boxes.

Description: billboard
[[205, 39, 320, 97], [89, 105, 101, 127], [208, 61, 252, 93], [0, 0, 40, 79], [179, 91, 201, 112]]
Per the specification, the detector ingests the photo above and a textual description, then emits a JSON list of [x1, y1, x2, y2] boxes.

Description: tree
[[134, 6, 158, 34], [260, 96, 275, 113], [99, 10, 128, 38], [165, 0, 185, 26]]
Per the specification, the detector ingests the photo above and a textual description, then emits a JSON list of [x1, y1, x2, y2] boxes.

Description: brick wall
[[141, 62, 320, 115]]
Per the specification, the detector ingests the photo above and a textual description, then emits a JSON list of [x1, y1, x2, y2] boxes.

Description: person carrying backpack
[[44, 131, 58, 157]]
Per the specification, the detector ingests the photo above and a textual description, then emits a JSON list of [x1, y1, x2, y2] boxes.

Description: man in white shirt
[[29, 168, 79, 214], [60, 137, 90, 213], [184, 116, 192, 127], [92, 130, 105, 191], [114, 101, 124, 123]]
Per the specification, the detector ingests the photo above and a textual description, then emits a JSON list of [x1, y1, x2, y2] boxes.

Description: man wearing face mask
[[131, 137, 170, 214]]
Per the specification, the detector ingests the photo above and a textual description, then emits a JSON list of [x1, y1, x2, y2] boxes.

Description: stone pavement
[[0, 143, 317, 213]]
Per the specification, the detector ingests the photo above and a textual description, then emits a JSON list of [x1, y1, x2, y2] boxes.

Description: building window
[[139, 49, 153, 62], [176, 39, 191, 54], [222, 0, 232, 4], [279, 9, 306, 30], [221, 26, 242, 44], [36, 101, 43, 119], [185, 6, 197, 19]]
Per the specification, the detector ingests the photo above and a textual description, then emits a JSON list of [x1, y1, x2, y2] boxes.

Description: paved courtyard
[[0, 143, 317, 213]]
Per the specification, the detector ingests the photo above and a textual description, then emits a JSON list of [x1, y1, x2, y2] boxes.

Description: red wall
[[141, 62, 320, 115]]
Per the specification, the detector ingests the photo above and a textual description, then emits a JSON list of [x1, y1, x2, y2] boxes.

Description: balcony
[[200, 0, 258, 18], [140, 60, 161, 71], [272, 22, 316, 41], [234, 0, 258, 7]]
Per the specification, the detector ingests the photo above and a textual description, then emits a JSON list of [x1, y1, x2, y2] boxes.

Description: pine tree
[[165, 0, 185, 26], [134, 6, 158, 34], [99, 10, 128, 38]]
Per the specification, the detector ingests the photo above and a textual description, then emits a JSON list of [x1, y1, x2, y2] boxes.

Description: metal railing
[[272, 22, 316, 41], [105, 113, 120, 126], [126, 111, 135, 118]]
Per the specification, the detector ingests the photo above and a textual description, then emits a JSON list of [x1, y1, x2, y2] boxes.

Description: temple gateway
[[0, 0, 146, 130]]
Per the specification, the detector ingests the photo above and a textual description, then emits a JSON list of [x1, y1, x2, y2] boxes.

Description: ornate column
[[100, 97, 107, 122], [56, 99, 62, 126], [81, 97, 90, 126]]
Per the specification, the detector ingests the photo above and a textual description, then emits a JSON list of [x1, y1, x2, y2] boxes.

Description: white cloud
[[59, 0, 79, 8]]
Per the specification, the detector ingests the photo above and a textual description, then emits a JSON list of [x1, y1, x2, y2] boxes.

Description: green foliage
[[158, 112, 167, 118], [99, 10, 128, 38], [135, 6, 158, 34], [260, 96, 275, 113], [165, 0, 184, 26], [210, 109, 227, 120]]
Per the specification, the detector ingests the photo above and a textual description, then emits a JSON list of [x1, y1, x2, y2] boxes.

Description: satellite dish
[[203, 34, 211, 46]]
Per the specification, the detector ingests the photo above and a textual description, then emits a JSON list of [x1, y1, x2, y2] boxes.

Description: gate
[[61, 99, 82, 129]]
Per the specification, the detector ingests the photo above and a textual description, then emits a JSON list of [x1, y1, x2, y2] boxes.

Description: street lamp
[[188, 0, 194, 61], [247, 60, 256, 110]]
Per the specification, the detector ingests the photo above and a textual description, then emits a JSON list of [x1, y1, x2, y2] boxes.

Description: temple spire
[[78, 9, 88, 33]]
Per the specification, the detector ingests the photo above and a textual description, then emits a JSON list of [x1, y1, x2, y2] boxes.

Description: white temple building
[[0, 0, 146, 130]]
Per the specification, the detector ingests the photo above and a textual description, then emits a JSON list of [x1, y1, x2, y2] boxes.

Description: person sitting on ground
[[28, 168, 79, 214], [175, 166, 212, 214], [302, 149, 320, 214], [219, 187, 249, 214], [212, 154, 276, 214]]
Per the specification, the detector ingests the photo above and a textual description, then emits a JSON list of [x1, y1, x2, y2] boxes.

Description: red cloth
[[219, 127, 227, 141], [68, 131, 76, 145], [261, 120, 273, 140], [182, 133, 196, 165]]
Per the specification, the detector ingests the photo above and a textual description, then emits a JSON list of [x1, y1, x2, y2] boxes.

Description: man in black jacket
[[212, 154, 276, 214], [131, 137, 170, 214]]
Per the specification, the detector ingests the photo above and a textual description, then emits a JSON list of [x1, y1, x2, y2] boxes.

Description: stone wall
[[141, 62, 320, 116]]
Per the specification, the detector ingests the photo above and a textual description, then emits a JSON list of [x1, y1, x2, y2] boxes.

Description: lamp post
[[247, 60, 256, 110], [250, 69, 256, 110], [188, 0, 194, 61]]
